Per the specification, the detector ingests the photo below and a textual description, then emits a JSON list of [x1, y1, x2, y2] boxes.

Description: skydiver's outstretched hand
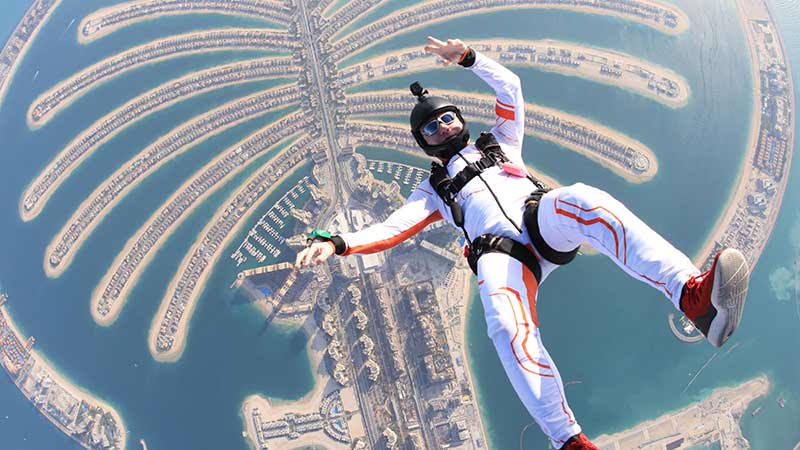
[[294, 241, 335, 270], [424, 36, 468, 66]]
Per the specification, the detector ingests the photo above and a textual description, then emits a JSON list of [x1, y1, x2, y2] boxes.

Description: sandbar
[[148, 160, 310, 362]]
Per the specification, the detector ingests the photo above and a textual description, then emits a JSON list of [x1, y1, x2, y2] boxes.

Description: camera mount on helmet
[[409, 81, 469, 160]]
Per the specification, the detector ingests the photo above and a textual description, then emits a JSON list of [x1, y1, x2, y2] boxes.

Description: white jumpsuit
[[338, 51, 700, 448]]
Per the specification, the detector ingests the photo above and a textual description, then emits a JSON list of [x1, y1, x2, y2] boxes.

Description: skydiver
[[295, 36, 750, 450]]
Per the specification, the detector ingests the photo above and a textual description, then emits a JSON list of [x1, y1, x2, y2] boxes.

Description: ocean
[[0, 0, 797, 449]]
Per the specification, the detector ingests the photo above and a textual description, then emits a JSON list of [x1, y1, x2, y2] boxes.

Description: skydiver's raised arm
[[424, 37, 525, 154]]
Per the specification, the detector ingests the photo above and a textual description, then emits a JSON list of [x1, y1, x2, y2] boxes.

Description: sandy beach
[[333, 0, 688, 56], [240, 313, 364, 450], [42, 87, 296, 279], [77, 2, 287, 45], [19, 57, 292, 222], [693, 0, 795, 268], [0, 306, 128, 450], [26, 28, 283, 129], [90, 130, 303, 327], [148, 161, 310, 362], [593, 375, 769, 447], [0, 0, 64, 106], [351, 39, 690, 109]]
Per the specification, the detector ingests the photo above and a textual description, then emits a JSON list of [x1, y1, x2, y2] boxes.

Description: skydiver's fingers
[[301, 246, 316, 268], [294, 248, 306, 269], [427, 36, 445, 47]]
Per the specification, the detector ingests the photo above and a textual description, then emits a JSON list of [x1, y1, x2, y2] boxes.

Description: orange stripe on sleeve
[[495, 103, 515, 120], [343, 210, 442, 255], [496, 98, 514, 109]]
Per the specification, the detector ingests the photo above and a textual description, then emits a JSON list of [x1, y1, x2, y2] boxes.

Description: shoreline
[[693, 0, 795, 268], [0, 305, 129, 450], [593, 375, 769, 447], [348, 94, 659, 183], [348, 39, 690, 109], [0, 0, 64, 106], [77, 3, 287, 45], [19, 56, 293, 222], [239, 323, 354, 450], [148, 161, 310, 362], [90, 130, 302, 327], [26, 27, 283, 129], [42, 88, 296, 279], [334, 0, 688, 59]]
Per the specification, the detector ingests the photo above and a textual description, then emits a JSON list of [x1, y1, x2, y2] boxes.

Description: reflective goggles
[[421, 111, 457, 137]]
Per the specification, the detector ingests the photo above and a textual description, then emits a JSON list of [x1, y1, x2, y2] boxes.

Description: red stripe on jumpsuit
[[553, 196, 672, 297], [490, 284, 552, 376]]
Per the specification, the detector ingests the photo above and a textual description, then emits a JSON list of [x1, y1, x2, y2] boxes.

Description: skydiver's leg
[[536, 182, 700, 309], [476, 252, 581, 449]]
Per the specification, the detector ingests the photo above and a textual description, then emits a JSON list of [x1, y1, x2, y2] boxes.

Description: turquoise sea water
[[0, 0, 798, 449]]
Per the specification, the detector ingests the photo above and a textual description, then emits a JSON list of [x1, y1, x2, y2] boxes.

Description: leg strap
[[467, 234, 542, 282], [524, 190, 580, 265]]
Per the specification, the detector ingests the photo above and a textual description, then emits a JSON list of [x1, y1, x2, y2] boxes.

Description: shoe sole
[[708, 249, 750, 347]]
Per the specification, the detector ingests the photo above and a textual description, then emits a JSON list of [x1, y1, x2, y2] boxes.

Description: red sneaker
[[680, 249, 750, 347], [560, 433, 598, 450]]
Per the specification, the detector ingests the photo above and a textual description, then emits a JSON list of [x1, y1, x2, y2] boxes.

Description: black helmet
[[409, 81, 469, 160]]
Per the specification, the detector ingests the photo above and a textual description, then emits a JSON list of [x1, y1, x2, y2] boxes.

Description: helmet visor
[[420, 111, 457, 137]]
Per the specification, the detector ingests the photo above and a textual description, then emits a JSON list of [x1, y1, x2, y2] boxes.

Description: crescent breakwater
[[693, 0, 795, 271], [19, 56, 299, 222], [0, 0, 63, 105], [342, 40, 689, 108], [148, 140, 318, 362], [0, 301, 128, 450], [346, 90, 658, 183], [27, 28, 298, 128], [43, 85, 301, 279], [329, 0, 689, 61], [78, 0, 293, 44]]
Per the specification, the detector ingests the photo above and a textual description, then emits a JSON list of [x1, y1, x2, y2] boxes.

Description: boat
[[751, 405, 763, 416], [778, 396, 786, 408]]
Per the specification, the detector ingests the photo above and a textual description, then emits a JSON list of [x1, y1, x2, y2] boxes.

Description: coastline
[[693, 0, 795, 268], [147, 161, 309, 362], [19, 56, 293, 222], [334, 0, 688, 58], [41, 88, 296, 279], [350, 96, 659, 183], [0, 0, 64, 106], [348, 39, 690, 109], [26, 27, 283, 129], [593, 375, 770, 448], [89, 130, 302, 326], [77, 4, 286, 45], [239, 323, 357, 450], [0, 305, 129, 450]]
